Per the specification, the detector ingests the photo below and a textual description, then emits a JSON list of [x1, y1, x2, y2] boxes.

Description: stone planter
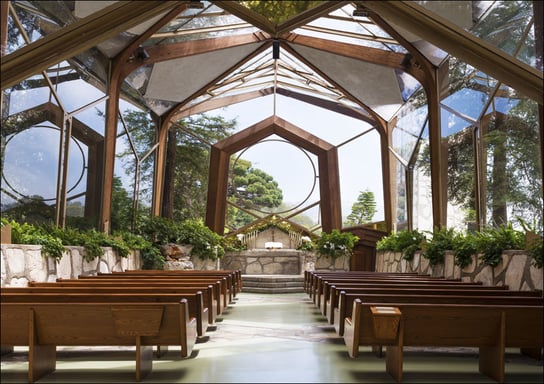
[[375, 250, 542, 291]]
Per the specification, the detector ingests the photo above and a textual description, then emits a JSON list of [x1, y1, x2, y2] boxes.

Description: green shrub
[[178, 219, 224, 260], [452, 231, 478, 268], [422, 227, 456, 266], [221, 236, 246, 252], [526, 235, 543, 269], [140, 245, 165, 270], [315, 229, 359, 259], [376, 229, 426, 261], [476, 224, 524, 267]]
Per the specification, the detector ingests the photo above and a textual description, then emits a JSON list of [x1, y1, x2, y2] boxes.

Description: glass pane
[[392, 96, 428, 163], [394, 158, 407, 231], [413, 125, 433, 232], [339, 130, 384, 227], [445, 126, 477, 231], [482, 97, 542, 229]]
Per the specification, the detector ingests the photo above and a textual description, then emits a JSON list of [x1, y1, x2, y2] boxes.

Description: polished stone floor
[[1, 292, 543, 383]]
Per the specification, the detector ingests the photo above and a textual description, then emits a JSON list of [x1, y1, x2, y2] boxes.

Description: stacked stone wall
[[376, 250, 542, 291], [1, 245, 141, 287]]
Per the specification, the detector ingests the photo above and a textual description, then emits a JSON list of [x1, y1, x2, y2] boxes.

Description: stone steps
[[241, 274, 305, 293]]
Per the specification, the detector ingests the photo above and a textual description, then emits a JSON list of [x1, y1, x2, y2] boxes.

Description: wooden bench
[[1, 287, 212, 338], [103, 269, 240, 299], [334, 290, 544, 337], [304, 271, 421, 293], [115, 269, 242, 295], [1, 300, 198, 382], [309, 273, 473, 305], [327, 285, 542, 333], [343, 300, 543, 382], [77, 275, 232, 310], [314, 278, 492, 310], [34, 278, 227, 316], [320, 281, 513, 319]]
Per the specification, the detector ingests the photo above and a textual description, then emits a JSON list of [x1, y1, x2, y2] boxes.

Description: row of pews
[[304, 270, 543, 383], [1, 269, 242, 382]]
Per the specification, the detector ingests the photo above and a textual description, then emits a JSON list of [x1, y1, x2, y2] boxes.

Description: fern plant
[[476, 224, 524, 267], [422, 227, 456, 266]]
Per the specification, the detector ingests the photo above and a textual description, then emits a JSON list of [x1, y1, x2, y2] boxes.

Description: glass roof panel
[[149, 2, 257, 44], [293, 4, 406, 52], [441, 107, 473, 137], [237, 0, 325, 25]]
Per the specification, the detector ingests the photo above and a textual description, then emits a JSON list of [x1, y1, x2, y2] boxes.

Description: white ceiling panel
[[144, 43, 262, 102], [292, 45, 403, 121]]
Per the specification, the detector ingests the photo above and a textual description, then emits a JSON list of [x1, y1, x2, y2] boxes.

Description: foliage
[[140, 245, 165, 270], [452, 231, 478, 268], [422, 227, 456, 266], [228, 158, 283, 227], [171, 115, 236, 221], [178, 219, 224, 260], [526, 235, 543, 269], [3, 219, 136, 261], [136, 216, 224, 260], [315, 230, 359, 259], [475, 224, 525, 267], [517, 217, 543, 268], [416, 97, 542, 228], [297, 236, 314, 251], [241, 0, 323, 24], [345, 190, 377, 226], [221, 236, 246, 252], [376, 229, 426, 261]]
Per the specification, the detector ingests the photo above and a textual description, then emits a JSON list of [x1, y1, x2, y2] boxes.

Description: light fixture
[[188, 1, 205, 9], [400, 53, 412, 68], [353, 5, 368, 17], [272, 40, 280, 60], [135, 46, 150, 61]]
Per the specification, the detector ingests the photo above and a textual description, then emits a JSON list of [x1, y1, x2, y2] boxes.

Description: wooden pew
[[304, 271, 413, 292], [314, 278, 491, 310], [343, 300, 543, 382], [320, 280, 513, 319], [77, 275, 231, 310], [304, 271, 423, 296], [334, 290, 544, 337], [2, 287, 212, 337], [116, 269, 242, 295], [1, 300, 198, 382], [328, 285, 542, 333], [35, 278, 226, 316], [309, 273, 469, 305], [30, 279, 223, 319]]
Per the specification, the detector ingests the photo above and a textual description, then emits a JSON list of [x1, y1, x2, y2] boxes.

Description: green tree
[[345, 190, 377, 226], [117, 111, 283, 227], [227, 158, 283, 228], [110, 176, 134, 232], [230, 159, 283, 209]]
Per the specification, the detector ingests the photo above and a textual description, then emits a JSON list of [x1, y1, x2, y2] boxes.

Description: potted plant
[[315, 229, 359, 270]]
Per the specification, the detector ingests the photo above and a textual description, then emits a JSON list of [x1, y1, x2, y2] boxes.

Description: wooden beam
[[1, 1, 180, 89], [284, 33, 426, 85], [275, 2, 349, 36], [363, 1, 543, 104]]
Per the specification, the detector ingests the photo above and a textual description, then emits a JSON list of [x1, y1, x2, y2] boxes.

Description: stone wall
[[1, 244, 141, 287], [376, 250, 542, 291], [221, 250, 348, 275]]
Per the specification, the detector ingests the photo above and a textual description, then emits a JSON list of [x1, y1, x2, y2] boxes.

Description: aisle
[[1, 292, 543, 383]]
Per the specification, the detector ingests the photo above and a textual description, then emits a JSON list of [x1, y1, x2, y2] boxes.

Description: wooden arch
[[205, 115, 342, 234]]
